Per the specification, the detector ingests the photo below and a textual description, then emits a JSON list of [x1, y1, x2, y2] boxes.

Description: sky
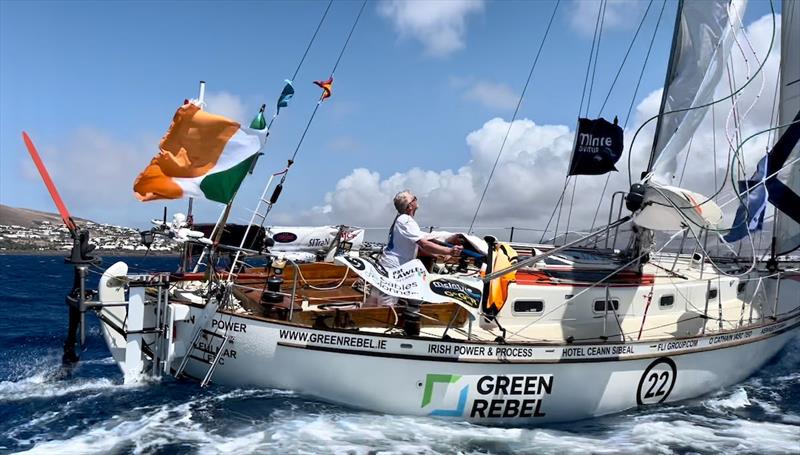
[[0, 0, 784, 242]]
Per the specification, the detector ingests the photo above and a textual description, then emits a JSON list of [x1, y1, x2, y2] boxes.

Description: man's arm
[[417, 238, 462, 257]]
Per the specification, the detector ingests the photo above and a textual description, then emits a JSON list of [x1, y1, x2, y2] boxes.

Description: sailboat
[[44, 0, 800, 424]]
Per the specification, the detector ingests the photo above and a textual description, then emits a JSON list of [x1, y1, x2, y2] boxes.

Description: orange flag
[[314, 76, 333, 101]]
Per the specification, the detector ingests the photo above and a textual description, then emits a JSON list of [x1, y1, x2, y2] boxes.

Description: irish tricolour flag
[[133, 103, 266, 204]]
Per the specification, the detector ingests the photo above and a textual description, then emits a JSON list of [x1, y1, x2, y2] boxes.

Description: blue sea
[[0, 254, 798, 454]]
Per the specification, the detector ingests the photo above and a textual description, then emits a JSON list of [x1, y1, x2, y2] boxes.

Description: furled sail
[[772, 0, 800, 255], [647, 0, 747, 183]]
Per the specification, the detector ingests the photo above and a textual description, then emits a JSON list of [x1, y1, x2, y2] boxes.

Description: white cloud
[[282, 13, 782, 241], [569, 0, 645, 36], [204, 91, 247, 123], [378, 0, 485, 57], [463, 81, 518, 110]]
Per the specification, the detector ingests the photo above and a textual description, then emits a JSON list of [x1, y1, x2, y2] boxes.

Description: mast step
[[179, 371, 203, 382], [201, 329, 226, 338], [189, 354, 213, 364], [192, 344, 218, 356]]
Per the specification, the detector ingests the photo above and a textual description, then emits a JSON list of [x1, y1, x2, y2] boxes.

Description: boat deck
[[222, 254, 799, 345]]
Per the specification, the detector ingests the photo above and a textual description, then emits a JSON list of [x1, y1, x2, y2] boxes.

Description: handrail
[[482, 216, 632, 282]]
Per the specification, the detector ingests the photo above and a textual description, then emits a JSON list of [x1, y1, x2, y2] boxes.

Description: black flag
[[567, 117, 624, 176]]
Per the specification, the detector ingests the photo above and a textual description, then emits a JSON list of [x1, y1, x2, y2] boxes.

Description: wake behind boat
[[22, 0, 800, 425]]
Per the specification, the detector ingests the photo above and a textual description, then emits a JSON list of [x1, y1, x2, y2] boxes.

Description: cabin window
[[707, 289, 718, 300], [659, 295, 674, 309], [593, 299, 620, 313], [513, 300, 544, 314], [737, 282, 746, 293]]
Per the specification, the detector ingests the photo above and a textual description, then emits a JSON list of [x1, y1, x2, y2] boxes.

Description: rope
[[467, 0, 561, 233], [295, 266, 351, 291], [624, 0, 776, 209], [626, 0, 776, 186]]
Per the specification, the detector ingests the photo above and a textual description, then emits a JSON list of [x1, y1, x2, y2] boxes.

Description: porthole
[[707, 289, 718, 300], [593, 299, 620, 312], [514, 300, 544, 313], [659, 295, 675, 308]]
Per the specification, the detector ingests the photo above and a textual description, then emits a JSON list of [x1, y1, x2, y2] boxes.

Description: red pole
[[22, 131, 77, 234]]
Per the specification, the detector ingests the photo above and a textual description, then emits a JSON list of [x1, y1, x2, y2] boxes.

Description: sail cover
[[649, 0, 746, 183], [772, 0, 800, 255]]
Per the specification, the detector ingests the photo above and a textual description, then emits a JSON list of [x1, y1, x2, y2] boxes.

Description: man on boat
[[370, 190, 462, 334]]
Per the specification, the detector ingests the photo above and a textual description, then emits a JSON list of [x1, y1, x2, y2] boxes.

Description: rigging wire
[[566, 0, 620, 241], [625, 0, 776, 188], [292, 0, 334, 83], [558, 0, 607, 243], [643, 14, 775, 216], [588, 0, 663, 234], [259, 0, 367, 225], [640, 119, 800, 284], [540, 0, 602, 242], [610, 2, 779, 279], [201, 1, 336, 268], [266, 0, 335, 134], [597, 0, 655, 116], [467, 0, 561, 234], [584, 0, 607, 117]]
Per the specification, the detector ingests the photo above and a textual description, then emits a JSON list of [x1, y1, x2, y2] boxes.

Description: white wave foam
[[13, 404, 800, 455], [705, 388, 751, 412], [8, 380, 800, 455], [0, 372, 118, 402], [628, 417, 800, 454], [81, 357, 116, 366], [14, 399, 269, 455]]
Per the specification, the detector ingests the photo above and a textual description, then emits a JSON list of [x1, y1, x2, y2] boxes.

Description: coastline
[[0, 250, 180, 257]]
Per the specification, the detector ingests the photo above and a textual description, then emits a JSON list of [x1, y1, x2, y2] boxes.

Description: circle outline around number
[[636, 357, 677, 406]]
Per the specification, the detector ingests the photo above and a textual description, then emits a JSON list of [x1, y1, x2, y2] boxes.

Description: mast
[[644, 0, 684, 178]]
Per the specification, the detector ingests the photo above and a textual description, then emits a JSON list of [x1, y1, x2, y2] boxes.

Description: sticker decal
[[340, 256, 367, 271], [420, 373, 553, 418], [429, 279, 482, 308], [637, 357, 677, 405], [272, 232, 298, 243]]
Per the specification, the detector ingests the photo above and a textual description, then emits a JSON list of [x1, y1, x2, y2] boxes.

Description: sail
[[772, 0, 800, 255], [648, 0, 747, 183]]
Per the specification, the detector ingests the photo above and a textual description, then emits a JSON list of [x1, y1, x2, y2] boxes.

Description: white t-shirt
[[380, 214, 425, 268]]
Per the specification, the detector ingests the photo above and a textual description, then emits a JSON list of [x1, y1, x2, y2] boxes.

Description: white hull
[[95, 261, 800, 424], [183, 314, 799, 424]]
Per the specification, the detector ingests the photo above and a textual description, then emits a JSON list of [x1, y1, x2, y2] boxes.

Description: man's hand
[[450, 245, 463, 257]]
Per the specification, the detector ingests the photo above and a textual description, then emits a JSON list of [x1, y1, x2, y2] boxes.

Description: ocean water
[[0, 254, 798, 455]]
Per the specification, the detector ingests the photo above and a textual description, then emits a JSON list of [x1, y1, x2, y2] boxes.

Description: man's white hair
[[393, 190, 414, 213]]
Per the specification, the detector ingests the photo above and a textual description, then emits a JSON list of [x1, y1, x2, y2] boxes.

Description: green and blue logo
[[420, 374, 468, 416]]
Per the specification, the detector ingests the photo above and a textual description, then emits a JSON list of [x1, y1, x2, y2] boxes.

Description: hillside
[[0, 204, 90, 228]]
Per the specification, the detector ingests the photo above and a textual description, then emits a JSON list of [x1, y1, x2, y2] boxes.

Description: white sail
[[649, 0, 747, 184], [773, 0, 800, 255]]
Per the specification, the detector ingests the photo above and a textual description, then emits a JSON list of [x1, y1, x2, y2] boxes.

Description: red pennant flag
[[314, 76, 333, 101]]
